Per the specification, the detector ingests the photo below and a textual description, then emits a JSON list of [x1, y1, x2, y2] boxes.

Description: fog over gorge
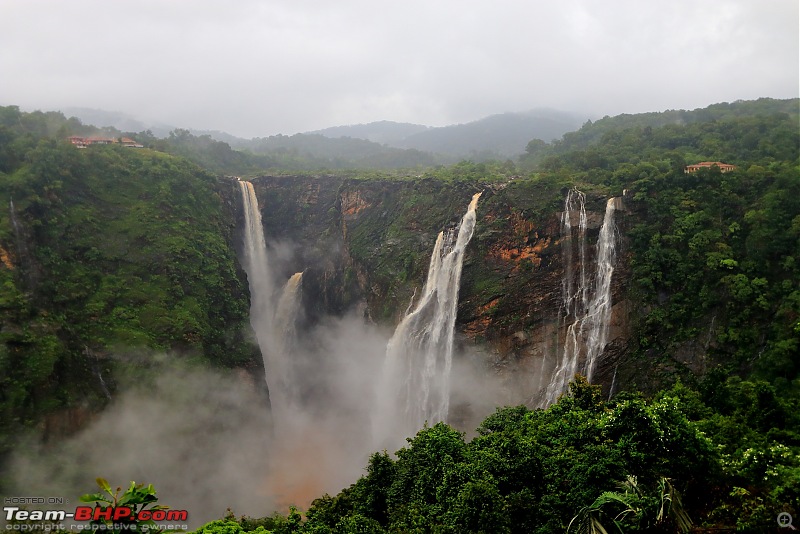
[[9, 231, 507, 527]]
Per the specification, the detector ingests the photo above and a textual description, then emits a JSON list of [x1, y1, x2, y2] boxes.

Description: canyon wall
[[231, 175, 634, 406]]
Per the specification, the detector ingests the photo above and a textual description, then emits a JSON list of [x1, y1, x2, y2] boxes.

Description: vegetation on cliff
[[517, 98, 800, 388], [0, 106, 257, 464]]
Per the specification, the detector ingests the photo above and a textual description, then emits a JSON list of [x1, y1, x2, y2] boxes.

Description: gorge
[[236, 175, 632, 422], [1, 100, 797, 531]]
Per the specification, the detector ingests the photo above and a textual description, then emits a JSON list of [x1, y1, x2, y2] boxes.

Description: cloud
[[1, 1, 797, 139]]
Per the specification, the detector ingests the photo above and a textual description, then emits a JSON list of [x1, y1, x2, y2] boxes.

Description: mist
[[8, 361, 273, 527], [8, 308, 510, 528]]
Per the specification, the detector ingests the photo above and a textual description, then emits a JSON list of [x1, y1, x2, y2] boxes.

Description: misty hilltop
[[308, 120, 431, 146], [309, 109, 584, 158]]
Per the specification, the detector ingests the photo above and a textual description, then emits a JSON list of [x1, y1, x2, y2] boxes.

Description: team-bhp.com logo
[[4, 479, 187, 531], [4, 506, 187, 523]]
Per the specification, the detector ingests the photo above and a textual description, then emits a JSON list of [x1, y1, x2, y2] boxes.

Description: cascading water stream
[[9, 199, 29, 268], [271, 272, 304, 416], [374, 192, 481, 446], [274, 272, 304, 352], [238, 180, 275, 382], [543, 188, 588, 405], [584, 197, 617, 383], [543, 192, 617, 405], [9, 199, 21, 236], [239, 180, 310, 423], [608, 365, 618, 401]]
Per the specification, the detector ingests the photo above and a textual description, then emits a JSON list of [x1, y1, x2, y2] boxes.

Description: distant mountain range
[[309, 109, 585, 157], [309, 120, 431, 145], [57, 107, 586, 160]]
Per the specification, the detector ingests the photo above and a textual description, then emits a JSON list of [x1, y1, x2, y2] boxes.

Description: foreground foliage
[[191, 378, 797, 533]]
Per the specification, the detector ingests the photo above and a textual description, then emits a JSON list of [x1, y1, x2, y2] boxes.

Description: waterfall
[[274, 272, 304, 351], [608, 365, 618, 401], [271, 272, 304, 416], [375, 192, 481, 445], [9, 199, 21, 236], [9, 199, 28, 269], [543, 192, 617, 405], [584, 198, 617, 383], [238, 180, 275, 383], [562, 188, 589, 325], [543, 188, 588, 405]]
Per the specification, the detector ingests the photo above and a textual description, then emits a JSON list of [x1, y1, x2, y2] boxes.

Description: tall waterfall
[[271, 272, 304, 416], [239, 180, 310, 422], [543, 188, 588, 404], [543, 193, 617, 405], [584, 198, 617, 383], [238, 180, 275, 381], [375, 192, 481, 445]]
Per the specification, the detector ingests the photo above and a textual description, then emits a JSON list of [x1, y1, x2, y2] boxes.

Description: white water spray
[[375, 192, 481, 446]]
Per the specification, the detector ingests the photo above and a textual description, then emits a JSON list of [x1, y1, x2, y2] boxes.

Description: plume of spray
[[7, 361, 274, 529], [373, 192, 481, 449]]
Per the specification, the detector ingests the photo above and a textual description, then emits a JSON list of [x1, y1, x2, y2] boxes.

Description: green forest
[[0, 98, 798, 532]]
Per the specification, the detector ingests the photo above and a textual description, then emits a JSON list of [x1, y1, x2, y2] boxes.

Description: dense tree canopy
[[0, 106, 257, 461], [192, 378, 797, 532]]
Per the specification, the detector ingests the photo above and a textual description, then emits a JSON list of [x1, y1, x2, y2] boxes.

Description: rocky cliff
[[230, 175, 633, 405]]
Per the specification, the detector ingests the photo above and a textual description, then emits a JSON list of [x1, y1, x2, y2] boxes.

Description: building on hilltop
[[67, 136, 143, 149], [684, 161, 736, 173], [120, 137, 144, 148]]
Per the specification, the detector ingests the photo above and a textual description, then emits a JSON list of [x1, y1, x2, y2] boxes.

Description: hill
[[310, 110, 583, 159], [0, 105, 265, 459], [309, 120, 430, 145], [400, 109, 583, 157]]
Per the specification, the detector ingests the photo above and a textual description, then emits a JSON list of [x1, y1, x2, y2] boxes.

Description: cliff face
[[0, 150, 265, 447], [237, 175, 633, 404]]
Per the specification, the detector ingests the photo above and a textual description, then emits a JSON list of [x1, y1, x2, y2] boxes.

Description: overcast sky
[[1, 0, 798, 138]]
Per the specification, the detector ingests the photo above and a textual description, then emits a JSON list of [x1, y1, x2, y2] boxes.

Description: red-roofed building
[[684, 161, 736, 173]]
